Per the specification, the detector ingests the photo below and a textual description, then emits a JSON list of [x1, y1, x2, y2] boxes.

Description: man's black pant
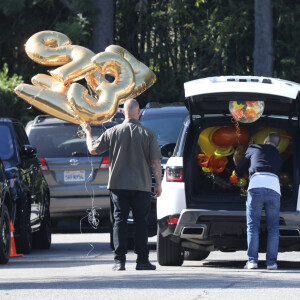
[[110, 189, 151, 263]]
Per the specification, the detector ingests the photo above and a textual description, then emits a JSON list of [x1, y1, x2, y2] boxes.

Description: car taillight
[[39, 158, 49, 171], [166, 167, 183, 182], [167, 217, 179, 224], [99, 155, 109, 169]]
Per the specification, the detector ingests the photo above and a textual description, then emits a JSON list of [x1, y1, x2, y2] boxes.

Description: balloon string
[[79, 123, 109, 235], [231, 117, 241, 144], [79, 144, 101, 231], [79, 148, 102, 258]]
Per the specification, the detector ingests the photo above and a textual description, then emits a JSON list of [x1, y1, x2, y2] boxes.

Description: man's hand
[[81, 122, 92, 134], [154, 184, 162, 198], [151, 159, 162, 197], [81, 122, 97, 155]]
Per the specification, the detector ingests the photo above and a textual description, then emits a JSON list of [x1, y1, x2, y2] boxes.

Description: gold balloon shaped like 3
[[105, 45, 157, 103], [14, 30, 156, 124], [68, 51, 136, 123]]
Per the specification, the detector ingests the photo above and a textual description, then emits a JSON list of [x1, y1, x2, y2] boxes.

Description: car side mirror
[[21, 144, 37, 158], [160, 143, 176, 158]]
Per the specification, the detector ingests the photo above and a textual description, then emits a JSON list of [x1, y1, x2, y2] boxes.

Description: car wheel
[[157, 228, 183, 266], [0, 204, 11, 264], [33, 193, 51, 249], [15, 196, 32, 254], [184, 250, 210, 261]]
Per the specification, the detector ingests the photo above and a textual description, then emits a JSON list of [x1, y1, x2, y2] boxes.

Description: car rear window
[[140, 113, 187, 146], [28, 124, 109, 158]]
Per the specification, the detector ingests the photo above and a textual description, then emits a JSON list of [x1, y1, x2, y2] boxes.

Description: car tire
[[184, 250, 210, 261], [0, 204, 11, 264], [157, 228, 183, 266], [32, 193, 51, 249], [15, 196, 32, 254]]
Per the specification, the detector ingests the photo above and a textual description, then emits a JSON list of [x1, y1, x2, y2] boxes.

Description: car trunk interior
[[185, 115, 299, 211]]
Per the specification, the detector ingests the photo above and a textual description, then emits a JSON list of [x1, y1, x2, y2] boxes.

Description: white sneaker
[[267, 263, 278, 270], [244, 262, 258, 269]]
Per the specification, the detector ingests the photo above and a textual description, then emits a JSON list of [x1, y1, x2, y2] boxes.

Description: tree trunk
[[92, 0, 114, 53], [253, 0, 273, 76]]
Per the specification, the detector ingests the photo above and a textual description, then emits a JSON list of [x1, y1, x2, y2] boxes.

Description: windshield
[[140, 113, 187, 146], [28, 124, 110, 158], [0, 124, 18, 166]]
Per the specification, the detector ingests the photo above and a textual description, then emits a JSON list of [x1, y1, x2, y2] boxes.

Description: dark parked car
[[0, 158, 12, 264], [138, 103, 188, 233], [26, 115, 119, 231], [109, 103, 188, 249], [0, 118, 51, 254], [140, 102, 189, 149]]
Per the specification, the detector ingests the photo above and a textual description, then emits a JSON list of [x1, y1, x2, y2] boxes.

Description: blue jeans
[[110, 189, 151, 263], [246, 188, 280, 266]]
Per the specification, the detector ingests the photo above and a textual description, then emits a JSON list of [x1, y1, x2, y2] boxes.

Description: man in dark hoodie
[[235, 132, 282, 270]]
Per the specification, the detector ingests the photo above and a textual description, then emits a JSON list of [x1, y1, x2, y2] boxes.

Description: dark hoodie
[[235, 144, 282, 179]]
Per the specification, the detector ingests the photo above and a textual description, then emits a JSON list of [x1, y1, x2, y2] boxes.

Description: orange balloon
[[230, 174, 238, 184], [197, 154, 228, 173], [197, 154, 210, 167], [212, 126, 250, 147], [209, 156, 228, 173], [246, 101, 259, 107], [231, 108, 243, 120], [244, 109, 257, 120]]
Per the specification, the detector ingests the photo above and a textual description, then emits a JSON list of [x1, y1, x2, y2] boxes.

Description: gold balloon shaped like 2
[[14, 31, 156, 124]]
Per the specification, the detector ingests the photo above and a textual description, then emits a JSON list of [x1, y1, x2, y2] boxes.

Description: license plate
[[64, 170, 85, 182]]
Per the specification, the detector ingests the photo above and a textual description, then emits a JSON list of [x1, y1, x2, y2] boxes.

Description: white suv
[[157, 76, 300, 266]]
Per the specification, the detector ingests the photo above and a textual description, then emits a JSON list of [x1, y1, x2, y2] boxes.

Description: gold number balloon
[[14, 30, 156, 124], [25, 31, 95, 83], [105, 45, 157, 104], [68, 52, 136, 124]]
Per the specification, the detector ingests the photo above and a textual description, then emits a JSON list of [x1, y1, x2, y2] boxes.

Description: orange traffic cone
[[10, 221, 24, 258]]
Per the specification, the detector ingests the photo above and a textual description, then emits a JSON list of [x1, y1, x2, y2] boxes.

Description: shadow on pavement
[[189, 259, 300, 271], [1, 270, 300, 290]]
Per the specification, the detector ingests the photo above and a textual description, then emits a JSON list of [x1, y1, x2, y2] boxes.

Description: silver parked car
[[26, 115, 118, 230]]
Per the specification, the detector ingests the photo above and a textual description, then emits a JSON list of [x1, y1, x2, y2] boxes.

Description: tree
[[92, 0, 114, 53], [0, 0, 299, 123], [115, 0, 255, 106], [272, 0, 300, 81], [253, 0, 273, 76], [0, 63, 35, 123], [0, 0, 96, 124]]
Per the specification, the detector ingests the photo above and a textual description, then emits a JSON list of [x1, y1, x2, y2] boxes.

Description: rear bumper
[[159, 209, 300, 252], [50, 195, 110, 220]]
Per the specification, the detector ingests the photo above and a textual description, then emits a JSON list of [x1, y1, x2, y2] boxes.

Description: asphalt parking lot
[[1, 233, 300, 300]]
